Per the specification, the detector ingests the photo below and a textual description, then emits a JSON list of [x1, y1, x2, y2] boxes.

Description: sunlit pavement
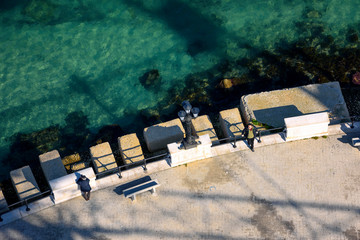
[[0, 133, 360, 240]]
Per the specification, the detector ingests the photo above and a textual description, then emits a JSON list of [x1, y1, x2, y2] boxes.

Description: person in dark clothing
[[76, 175, 91, 201], [242, 124, 258, 152]]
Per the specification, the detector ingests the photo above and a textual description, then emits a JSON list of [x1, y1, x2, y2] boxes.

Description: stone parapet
[[167, 134, 213, 167], [285, 112, 329, 141], [49, 167, 96, 204]]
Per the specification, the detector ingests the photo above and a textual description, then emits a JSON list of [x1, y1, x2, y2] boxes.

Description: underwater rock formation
[[139, 69, 161, 90]]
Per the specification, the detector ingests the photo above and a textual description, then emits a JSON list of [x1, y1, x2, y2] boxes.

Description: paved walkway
[[0, 133, 360, 240]]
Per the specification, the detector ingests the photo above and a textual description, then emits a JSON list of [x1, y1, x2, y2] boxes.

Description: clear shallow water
[[0, 0, 359, 177]]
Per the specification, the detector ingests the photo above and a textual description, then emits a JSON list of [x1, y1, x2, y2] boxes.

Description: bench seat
[[123, 179, 160, 201]]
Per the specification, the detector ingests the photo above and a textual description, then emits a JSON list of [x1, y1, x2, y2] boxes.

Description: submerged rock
[[139, 69, 161, 90]]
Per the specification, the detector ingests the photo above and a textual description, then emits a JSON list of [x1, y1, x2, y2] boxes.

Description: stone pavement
[[0, 133, 360, 240]]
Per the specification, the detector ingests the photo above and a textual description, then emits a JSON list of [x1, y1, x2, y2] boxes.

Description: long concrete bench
[[192, 115, 219, 144], [284, 112, 329, 141], [10, 166, 40, 201], [143, 119, 185, 152], [90, 142, 118, 174], [39, 150, 67, 182], [118, 133, 145, 165], [123, 179, 160, 202], [49, 167, 96, 204], [0, 189, 9, 214], [219, 108, 244, 140]]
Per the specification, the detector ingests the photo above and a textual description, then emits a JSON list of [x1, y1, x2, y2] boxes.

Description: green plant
[[312, 136, 319, 140]]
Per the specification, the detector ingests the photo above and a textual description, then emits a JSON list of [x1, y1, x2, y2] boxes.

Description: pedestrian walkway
[[0, 133, 359, 240]]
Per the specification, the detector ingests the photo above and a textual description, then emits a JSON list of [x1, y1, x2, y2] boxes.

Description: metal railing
[[95, 153, 169, 179], [0, 190, 52, 222]]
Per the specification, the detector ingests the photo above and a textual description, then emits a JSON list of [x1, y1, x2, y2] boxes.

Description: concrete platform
[[143, 119, 185, 152], [39, 150, 67, 182], [10, 166, 40, 200], [219, 108, 244, 140], [90, 142, 118, 174], [240, 82, 350, 127], [118, 133, 144, 165], [192, 115, 219, 144], [1, 133, 359, 240]]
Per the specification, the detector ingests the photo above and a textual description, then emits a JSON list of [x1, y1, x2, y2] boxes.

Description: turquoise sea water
[[0, 0, 359, 178]]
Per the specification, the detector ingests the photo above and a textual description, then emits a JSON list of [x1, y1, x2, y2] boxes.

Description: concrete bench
[[0, 189, 9, 214], [118, 133, 145, 165], [39, 150, 67, 182], [90, 142, 118, 174], [284, 112, 329, 141], [192, 115, 219, 144], [123, 179, 160, 202], [143, 119, 185, 152], [10, 166, 40, 200], [219, 108, 244, 140], [49, 167, 96, 204], [352, 137, 360, 147]]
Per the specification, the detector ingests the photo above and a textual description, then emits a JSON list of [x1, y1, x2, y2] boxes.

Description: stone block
[[10, 166, 40, 200], [90, 142, 118, 174], [219, 108, 244, 140], [49, 167, 96, 204], [0, 189, 9, 214], [144, 119, 185, 152], [285, 112, 329, 141], [167, 134, 214, 167], [118, 133, 144, 165], [39, 150, 67, 182], [192, 115, 219, 144]]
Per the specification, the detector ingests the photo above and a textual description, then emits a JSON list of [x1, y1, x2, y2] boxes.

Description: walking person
[[76, 175, 91, 201], [242, 124, 258, 152]]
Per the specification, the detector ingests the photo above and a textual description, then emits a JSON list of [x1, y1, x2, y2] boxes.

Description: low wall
[[285, 112, 329, 141], [49, 167, 96, 204]]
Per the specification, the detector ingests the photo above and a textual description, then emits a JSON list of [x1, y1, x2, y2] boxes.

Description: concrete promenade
[[0, 133, 360, 239]]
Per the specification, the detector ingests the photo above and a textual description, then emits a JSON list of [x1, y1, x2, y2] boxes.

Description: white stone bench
[[143, 119, 185, 152], [352, 137, 360, 147], [10, 166, 40, 200], [192, 115, 219, 144], [90, 142, 118, 174], [118, 133, 144, 165], [123, 179, 160, 202], [39, 150, 67, 182], [284, 112, 329, 141], [219, 108, 244, 140], [49, 167, 96, 204]]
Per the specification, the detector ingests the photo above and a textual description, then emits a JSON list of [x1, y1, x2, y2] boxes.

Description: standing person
[[242, 124, 257, 152], [76, 175, 91, 201]]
